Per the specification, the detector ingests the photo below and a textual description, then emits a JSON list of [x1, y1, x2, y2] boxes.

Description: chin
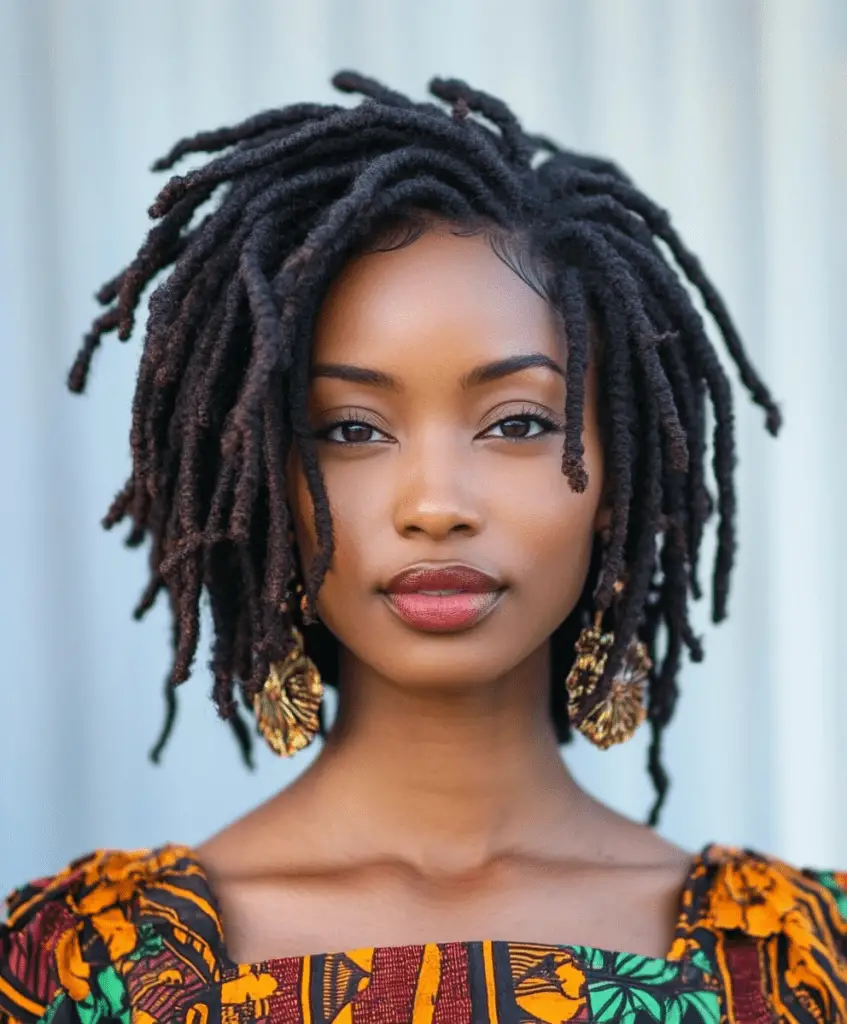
[[367, 634, 538, 691]]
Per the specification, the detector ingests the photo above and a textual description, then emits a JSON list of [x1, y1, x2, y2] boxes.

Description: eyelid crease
[[312, 406, 391, 428]]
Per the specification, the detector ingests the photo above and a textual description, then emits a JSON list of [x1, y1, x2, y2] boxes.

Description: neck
[[280, 643, 598, 875]]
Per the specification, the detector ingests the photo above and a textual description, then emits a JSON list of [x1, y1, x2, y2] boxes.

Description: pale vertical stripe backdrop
[[1, 0, 845, 894]]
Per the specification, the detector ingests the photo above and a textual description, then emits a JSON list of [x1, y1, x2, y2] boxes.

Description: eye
[[320, 420, 392, 445], [481, 414, 560, 440]]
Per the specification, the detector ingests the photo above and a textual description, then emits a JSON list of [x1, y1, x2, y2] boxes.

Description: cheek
[[514, 476, 597, 585], [508, 440, 604, 610], [286, 451, 377, 602]]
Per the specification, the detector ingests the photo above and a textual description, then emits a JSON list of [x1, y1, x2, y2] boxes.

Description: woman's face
[[289, 225, 606, 692]]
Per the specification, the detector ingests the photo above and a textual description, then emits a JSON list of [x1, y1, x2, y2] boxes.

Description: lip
[[382, 564, 505, 634]]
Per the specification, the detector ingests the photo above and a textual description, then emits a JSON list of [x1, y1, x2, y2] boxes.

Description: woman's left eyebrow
[[461, 353, 565, 388]]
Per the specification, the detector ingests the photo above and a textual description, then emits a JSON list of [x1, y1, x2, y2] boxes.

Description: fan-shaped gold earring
[[254, 626, 323, 757], [565, 587, 651, 750]]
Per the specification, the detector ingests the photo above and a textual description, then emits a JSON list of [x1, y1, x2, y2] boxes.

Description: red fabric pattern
[[350, 945, 423, 1023], [725, 941, 774, 1024], [432, 944, 472, 1024], [1, 896, 72, 1015], [127, 948, 215, 1023], [266, 957, 304, 1024]]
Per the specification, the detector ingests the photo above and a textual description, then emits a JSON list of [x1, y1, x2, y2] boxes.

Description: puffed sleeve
[[0, 853, 128, 1024], [0, 872, 74, 1023], [704, 847, 847, 1022], [2, 846, 205, 1024]]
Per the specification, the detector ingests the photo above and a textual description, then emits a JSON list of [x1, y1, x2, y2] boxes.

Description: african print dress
[[1, 845, 846, 1023]]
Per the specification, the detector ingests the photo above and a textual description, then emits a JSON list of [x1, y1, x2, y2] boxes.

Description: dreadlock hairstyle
[[69, 71, 781, 824]]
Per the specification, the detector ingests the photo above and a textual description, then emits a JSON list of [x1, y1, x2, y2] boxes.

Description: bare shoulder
[[194, 783, 324, 883], [569, 794, 692, 871], [622, 825, 692, 871]]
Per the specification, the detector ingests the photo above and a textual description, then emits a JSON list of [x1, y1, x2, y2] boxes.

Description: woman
[[1, 72, 844, 1024]]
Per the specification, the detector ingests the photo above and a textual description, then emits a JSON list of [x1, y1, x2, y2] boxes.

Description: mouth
[[381, 564, 506, 634]]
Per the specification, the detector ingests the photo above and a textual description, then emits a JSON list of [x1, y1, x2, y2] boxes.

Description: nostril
[[395, 503, 481, 539]]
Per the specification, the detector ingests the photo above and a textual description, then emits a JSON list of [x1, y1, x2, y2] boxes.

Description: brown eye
[[499, 418, 533, 438], [340, 423, 374, 443], [322, 421, 391, 444], [483, 415, 554, 440]]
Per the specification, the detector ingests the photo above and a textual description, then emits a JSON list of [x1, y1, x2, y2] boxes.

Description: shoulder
[[0, 846, 214, 1024], [686, 845, 847, 1021]]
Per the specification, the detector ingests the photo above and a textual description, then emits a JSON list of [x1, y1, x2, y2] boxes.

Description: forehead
[[312, 227, 562, 370]]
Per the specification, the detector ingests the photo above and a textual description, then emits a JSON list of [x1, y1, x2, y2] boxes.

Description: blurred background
[[1, 0, 845, 894]]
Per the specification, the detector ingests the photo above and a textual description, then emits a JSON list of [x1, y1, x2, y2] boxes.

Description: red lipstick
[[383, 565, 504, 633]]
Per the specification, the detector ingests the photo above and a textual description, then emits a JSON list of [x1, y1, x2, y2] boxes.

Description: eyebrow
[[311, 363, 399, 389], [460, 353, 565, 388], [311, 353, 564, 392]]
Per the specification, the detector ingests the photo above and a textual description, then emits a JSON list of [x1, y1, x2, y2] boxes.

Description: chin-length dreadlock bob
[[68, 72, 780, 823]]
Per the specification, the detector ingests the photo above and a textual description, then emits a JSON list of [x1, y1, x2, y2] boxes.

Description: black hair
[[69, 72, 781, 824]]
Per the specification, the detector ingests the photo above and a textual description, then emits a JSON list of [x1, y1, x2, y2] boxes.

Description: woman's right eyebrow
[[311, 363, 400, 390]]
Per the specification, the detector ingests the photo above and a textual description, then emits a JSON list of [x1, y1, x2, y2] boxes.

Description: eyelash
[[315, 406, 564, 445]]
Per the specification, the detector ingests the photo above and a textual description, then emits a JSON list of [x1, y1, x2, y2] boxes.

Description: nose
[[393, 435, 483, 540]]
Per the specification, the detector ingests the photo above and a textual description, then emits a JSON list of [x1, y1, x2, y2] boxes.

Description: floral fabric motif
[[1, 846, 845, 1023]]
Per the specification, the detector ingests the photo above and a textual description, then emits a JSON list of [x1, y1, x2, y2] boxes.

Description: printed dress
[[1, 845, 846, 1023]]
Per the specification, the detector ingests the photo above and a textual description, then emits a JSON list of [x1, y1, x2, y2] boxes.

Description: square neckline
[[180, 844, 712, 973]]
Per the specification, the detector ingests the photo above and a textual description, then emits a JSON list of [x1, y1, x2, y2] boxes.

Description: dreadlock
[[69, 71, 781, 824]]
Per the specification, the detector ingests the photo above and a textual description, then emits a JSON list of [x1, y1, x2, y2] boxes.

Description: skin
[[197, 225, 691, 964]]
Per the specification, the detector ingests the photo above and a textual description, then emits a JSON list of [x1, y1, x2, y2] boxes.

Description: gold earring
[[565, 591, 651, 750], [254, 627, 323, 756]]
